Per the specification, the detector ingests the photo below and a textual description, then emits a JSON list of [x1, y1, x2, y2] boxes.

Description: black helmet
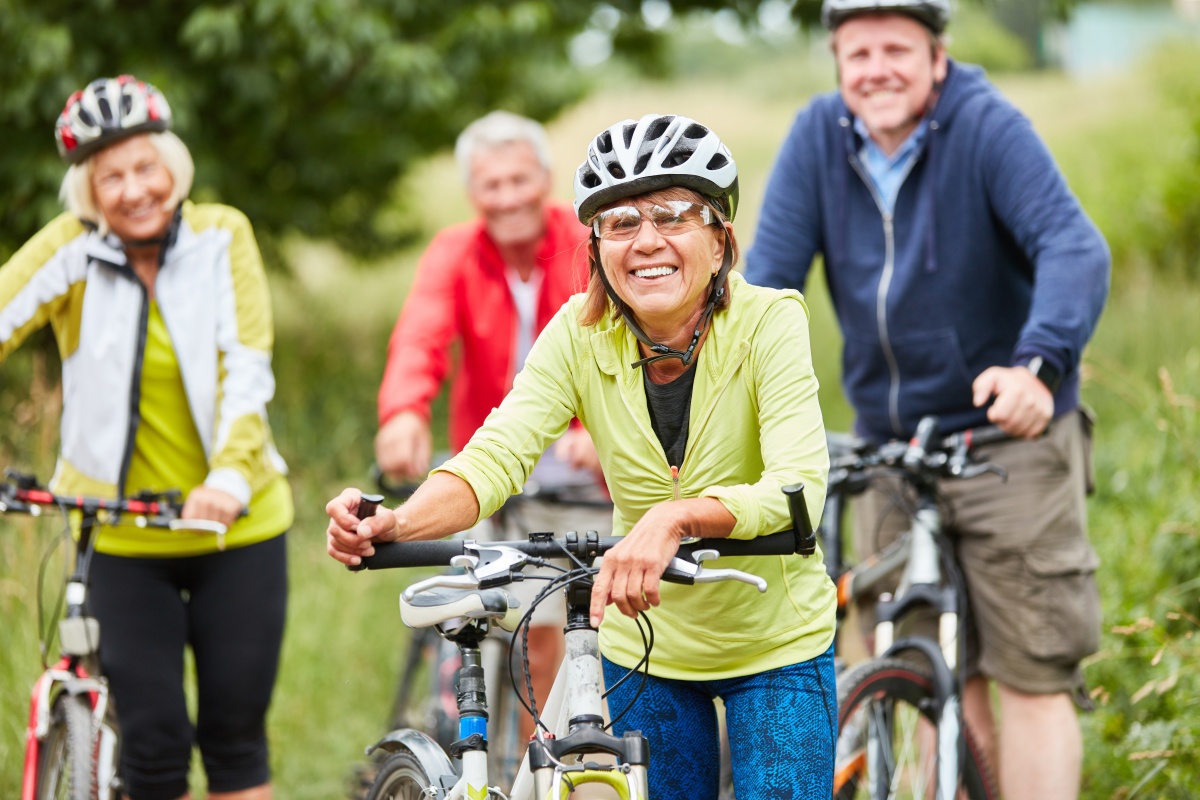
[[55, 75, 173, 165], [821, 0, 952, 33]]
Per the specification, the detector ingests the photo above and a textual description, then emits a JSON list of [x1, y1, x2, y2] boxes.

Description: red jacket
[[378, 202, 590, 451]]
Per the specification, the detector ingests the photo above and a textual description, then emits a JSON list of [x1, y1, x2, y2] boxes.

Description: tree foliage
[[0, 0, 772, 263]]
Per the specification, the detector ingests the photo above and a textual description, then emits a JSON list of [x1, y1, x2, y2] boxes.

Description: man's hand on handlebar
[[326, 488, 400, 567], [374, 411, 433, 482], [972, 365, 1053, 439]]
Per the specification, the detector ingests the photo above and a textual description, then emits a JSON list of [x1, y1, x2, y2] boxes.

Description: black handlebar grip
[[356, 492, 385, 520], [358, 539, 470, 570], [782, 483, 816, 556], [345, 493, 387, 572]]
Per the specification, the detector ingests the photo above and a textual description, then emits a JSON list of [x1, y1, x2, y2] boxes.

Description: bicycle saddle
[[400, 586, 523, 632]]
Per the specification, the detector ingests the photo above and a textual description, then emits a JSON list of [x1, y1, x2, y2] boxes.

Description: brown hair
[[577, 186, 739, 328]]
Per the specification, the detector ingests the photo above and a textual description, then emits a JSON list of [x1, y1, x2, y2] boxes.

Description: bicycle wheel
[[35, 692, 97, 800], [834, 658, 997, 800], [363, 752, 438, 800]]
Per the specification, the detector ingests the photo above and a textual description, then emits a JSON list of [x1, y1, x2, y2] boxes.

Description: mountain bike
[[2, 469, 227, 800], [350, 466, 614, 798], [821, 417, 1006, 800], [350, 482, 816, 800]]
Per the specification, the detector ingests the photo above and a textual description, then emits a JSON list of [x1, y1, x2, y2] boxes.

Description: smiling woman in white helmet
[[2, 75, 293, 800], [327, 113, 837, 797]]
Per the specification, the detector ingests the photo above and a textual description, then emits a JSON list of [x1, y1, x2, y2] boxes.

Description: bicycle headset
[[55, 75, 173, 164], [572, 113, 739, 369]]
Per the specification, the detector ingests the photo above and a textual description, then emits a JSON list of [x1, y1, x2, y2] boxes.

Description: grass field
[[2, 34, 1199, 799]]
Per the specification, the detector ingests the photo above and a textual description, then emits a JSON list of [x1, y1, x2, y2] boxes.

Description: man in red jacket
[[376, 110, 609, 739]]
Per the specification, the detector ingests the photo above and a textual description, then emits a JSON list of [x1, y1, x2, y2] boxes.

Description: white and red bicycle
[[3, 469, 226, 800]]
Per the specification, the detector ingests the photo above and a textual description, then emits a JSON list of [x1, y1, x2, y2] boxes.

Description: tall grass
[[2, 35, 1199, 799]]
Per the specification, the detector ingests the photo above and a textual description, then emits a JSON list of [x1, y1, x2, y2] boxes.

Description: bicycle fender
[[366, 727, 456, 777], [881, 636, 957, 714]]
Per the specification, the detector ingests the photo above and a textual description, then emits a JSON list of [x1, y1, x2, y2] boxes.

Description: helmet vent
[[580, 168, 600, 189], [608, 162, 626, 179], [683, 123, 708, 140], [645, 117, 671, 142], [706, 153, 729, 170], [663, 147, 694, 168], [597, 131, 613, 154], [622, 123, 636, 148], [633, 152, 652, 175], [97, 97, 113, 122]]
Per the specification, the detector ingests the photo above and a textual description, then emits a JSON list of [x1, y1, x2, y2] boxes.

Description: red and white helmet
[[55, 75, 173, 164]]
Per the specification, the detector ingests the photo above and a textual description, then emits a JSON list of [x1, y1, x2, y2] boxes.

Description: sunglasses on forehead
[[592, 200, 716, 241]]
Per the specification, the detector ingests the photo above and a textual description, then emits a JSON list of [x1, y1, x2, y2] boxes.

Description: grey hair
[[454, 111, 552, 185], [58, 130, 194, 237]]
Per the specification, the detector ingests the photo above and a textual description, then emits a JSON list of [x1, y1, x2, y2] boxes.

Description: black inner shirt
[[643, 361, 697, 469]]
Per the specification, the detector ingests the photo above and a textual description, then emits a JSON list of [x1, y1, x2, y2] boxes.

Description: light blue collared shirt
[[854, 117, 928, 215]]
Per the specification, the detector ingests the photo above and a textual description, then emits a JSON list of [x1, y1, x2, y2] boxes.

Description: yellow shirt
[[99, 302, 292, 557]]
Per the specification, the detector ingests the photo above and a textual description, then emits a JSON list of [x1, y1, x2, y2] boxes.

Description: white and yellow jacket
[[0, 202, 288, 511]]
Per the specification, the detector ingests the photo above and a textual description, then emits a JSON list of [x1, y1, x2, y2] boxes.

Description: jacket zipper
[[670, 465, 681, 501], [848, 152, 919, 437]]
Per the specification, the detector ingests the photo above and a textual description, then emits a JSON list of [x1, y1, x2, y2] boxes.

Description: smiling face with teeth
[[833, 13, 947, 156], [596, 187, 731, 344], [90, 133, 177, 244]]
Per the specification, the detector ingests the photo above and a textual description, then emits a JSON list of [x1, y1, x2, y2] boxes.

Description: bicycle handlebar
[[828, 417, 1011, 493], [1, 470, 184, 524], [355, 527, 806, 573], [1, 469, 232, 541]]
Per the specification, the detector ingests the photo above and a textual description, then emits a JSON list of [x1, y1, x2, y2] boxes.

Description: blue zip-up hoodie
[[746, 60, 1110, 441]]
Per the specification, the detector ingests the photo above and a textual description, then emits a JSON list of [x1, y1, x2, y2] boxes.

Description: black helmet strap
[[590, 224, 734, 370]]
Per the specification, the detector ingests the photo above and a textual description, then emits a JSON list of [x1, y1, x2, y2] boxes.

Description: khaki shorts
[[851, 409, 1101, 697], [474, 498, 613, 628]]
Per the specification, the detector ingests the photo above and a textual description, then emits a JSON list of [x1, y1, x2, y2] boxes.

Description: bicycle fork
[[22, 660, 118, 800], [520, 580, 649, 800], [873, 506, 965, 800]]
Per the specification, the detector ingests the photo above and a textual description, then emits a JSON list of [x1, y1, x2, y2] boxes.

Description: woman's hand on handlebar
[[589, 498, 735, 628], [326, 488, 399, 567], [182, 485, 242, 530]]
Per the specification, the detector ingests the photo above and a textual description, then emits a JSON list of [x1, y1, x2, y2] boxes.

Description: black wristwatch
[[1023, 356, 1062, 394]]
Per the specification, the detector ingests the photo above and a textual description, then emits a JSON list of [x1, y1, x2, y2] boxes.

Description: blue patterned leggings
[[602, 646, 837, 799]]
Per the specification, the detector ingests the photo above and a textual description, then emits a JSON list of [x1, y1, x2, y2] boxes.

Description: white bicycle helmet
[[573, 114, 739, 225], [821, 0, 952, 32], [55, 75, 173, 164]]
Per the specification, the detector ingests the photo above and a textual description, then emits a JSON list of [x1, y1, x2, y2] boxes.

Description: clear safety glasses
[[592, 200, 716, 241]]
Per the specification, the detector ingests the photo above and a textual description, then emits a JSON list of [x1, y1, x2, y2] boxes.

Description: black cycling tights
[[88, 533, 288, 800]]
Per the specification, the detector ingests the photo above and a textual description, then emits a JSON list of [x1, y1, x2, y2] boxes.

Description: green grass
[[3, 36, 1200, 800]]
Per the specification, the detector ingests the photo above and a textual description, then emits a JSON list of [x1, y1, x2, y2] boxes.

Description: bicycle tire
[[363, 751, 438, 800], [834, 658, 997, 800], [36, 692, 97, 800]]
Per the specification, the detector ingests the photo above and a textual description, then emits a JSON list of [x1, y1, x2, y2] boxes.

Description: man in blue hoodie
[[746, 1, 1109, 797]]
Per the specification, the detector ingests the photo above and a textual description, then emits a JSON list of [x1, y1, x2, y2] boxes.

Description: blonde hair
[[58, 131, 194, 237], [578, 186, 738, 328]]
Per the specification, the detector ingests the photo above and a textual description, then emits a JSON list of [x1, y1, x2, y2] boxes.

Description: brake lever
[[662, 550, 768, 592], [960, 462, 1008, 481]]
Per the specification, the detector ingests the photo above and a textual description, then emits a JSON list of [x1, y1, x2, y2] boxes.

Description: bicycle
[[350, 482, 816, 800], [353, 466, 614, 797], [819, 416, 1008, 800], [2, 469, 227, 800]]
